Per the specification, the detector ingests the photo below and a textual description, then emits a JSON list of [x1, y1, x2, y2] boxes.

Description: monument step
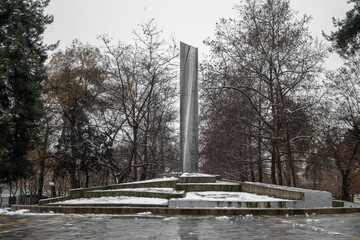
[[69, 178, 179, 199], [168, 199, 295, 209], [47, 196, 169, 208], [240, 182, 333, 208], [156, 173, 182, 178], [175, 182, 241, 192], [38, 196, 69, 206], [179, 173, 217, 183], [86, 188, 185, 199], [48, 203, 169, 208]]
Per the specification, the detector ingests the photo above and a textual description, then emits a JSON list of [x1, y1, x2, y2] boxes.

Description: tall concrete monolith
[[180, 42, 198, 173]]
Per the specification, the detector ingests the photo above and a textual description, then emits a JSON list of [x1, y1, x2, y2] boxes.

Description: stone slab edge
[[11, 205, 360, 216], [69, 178, 179, 198], [38, 196, 69, 206], [240, 182, 333, 208], [240, 182, 305, 200]]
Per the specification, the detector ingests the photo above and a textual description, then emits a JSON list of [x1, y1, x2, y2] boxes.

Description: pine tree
[[325, 0, 360, 57], [0, 0, 56, 183]]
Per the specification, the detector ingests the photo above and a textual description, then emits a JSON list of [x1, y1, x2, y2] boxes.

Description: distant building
[[0, 187, 38, 207], [0, 189, 12, 208], [354, 194, 360, 203]]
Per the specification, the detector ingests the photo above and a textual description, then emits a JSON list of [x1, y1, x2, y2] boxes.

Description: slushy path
[[0, 211, 360, 239]]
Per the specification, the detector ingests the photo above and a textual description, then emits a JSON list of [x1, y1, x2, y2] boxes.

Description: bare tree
[[201, 0, 326, 186], [99, 20, 179, 182], [322, 55, 360, 200], [47, 40, 108, 188]]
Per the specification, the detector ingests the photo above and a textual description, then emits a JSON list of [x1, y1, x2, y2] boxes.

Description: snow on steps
[[69, 177, 179, 199], [86, 188, 185, 199], [39, 173, 333, 209], [48, 196, 169, 208], [168, 191, 293, 209], [240, 182, 332, 208]]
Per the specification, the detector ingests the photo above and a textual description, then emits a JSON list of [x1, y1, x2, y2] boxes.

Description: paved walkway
[[1, 212, 360, 239]]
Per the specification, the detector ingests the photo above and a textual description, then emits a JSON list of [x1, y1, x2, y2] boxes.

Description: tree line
[[1, 0, 360, 202], [200, 0, 360, 201]]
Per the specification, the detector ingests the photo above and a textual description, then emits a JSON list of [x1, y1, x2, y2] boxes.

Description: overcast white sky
[[43, 0, 353, 70]]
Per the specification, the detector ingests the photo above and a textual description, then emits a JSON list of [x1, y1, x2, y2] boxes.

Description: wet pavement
[[0, 211, 360, 239]]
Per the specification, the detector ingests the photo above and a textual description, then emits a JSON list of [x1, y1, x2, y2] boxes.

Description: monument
[[180, 42, 198, 173]]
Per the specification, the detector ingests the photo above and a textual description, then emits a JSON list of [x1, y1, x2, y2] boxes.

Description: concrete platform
[[10, 205, 360, 216], [33, 174, 339, 213]]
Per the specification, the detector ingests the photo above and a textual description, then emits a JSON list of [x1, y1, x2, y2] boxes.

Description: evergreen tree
[[325, 0, 360, 57], [0, 0, 56, 183]]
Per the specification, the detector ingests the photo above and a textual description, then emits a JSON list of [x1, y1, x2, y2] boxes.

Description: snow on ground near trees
[[0, 208, 31, 215], [50, 196, 169, 205], [0, 208, 63, 216], [184, 192, 287, 201]]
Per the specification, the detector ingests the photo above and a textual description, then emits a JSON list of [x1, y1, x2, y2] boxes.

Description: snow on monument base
[[241, 182, 332, 208], [38, 173, 335, 210]]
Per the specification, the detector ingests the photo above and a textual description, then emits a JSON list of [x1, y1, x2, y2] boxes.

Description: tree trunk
[[250, 160, 255, 182], [271, 143, 276, 184], [248, 136, 255, 182], [140, 167, 147, 181], [85, 169, 89, 188], [37, 155, 45, 202], [132, 126, 138, 181], [69, 166, 79, 189], [274, 143, 283, 185], [119, 166, 131, 183], [284, 124, 296, 187], [257, 135, 263, 183], [269, 71, 280, 185], [341, 172, 350, 201]]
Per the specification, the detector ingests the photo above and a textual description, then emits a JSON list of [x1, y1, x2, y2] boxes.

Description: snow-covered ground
[[0, 208, 64, 216], [0, 208, 30, 215], [183, 191, 287, 202], [49, 196, 169, 206]]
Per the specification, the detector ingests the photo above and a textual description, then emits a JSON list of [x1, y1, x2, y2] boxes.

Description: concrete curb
[[10, 205, 360, 216]]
